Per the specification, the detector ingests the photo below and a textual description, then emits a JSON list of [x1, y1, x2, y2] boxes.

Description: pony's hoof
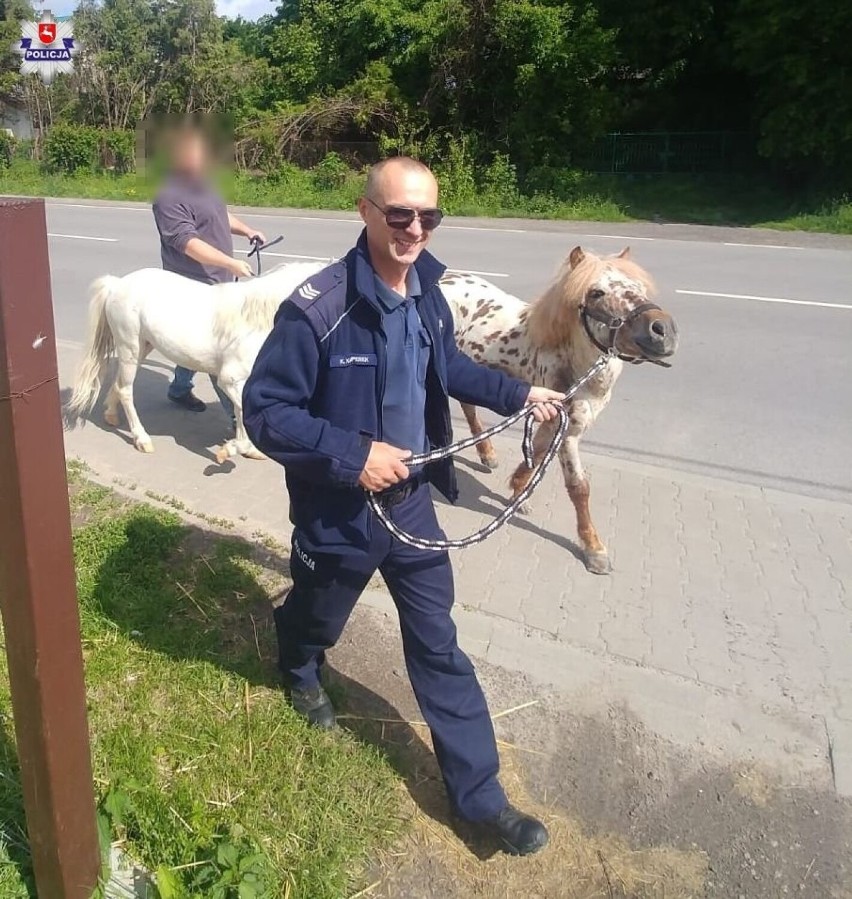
[[481, 456, 499, 471], [515, 500, 532, 516], [135, 440, 154, 454], [214, 445, 231, 464], [585, 551, 611, 575], [241, 449, 267, 461], [104, 410, 120, 427]]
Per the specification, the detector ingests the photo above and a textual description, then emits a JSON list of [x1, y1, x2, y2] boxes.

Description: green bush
[[480, 152, 520, 207], [433, 138, 478, 211], [0, 131, 15, 169], [100, 129, 136, 174], [523, 191, 564, 215], [238, 118, 282, 175], [523, 166, 585, 201], [311, 151, 350, 191], [265, 161, 305, 186], [14, 137, 35, 160], [43, 123, 100, 173]]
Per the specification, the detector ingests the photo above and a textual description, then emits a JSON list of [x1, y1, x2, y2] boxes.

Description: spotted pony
[[440, 246, 679, 574]]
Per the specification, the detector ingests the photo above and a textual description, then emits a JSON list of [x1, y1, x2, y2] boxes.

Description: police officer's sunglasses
[[365, 196, 444, 231]]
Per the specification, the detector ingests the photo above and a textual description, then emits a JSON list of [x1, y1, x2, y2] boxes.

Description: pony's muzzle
[[637, 313, 679, 357]]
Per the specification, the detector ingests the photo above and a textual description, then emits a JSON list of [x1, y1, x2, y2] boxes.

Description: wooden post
[[0, 198, 100, 898]]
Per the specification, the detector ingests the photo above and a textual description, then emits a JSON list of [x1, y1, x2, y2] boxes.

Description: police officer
[[243, 156, 563, 856], [152, 122, 265, 423]]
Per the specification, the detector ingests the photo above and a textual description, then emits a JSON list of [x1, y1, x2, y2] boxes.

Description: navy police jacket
[[242, 230, 530, 555]]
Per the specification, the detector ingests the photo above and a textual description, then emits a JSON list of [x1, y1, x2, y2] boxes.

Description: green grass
[[759, 195, 852, 233], [2, 158, 850, 233], [0, 468, 402, 898]]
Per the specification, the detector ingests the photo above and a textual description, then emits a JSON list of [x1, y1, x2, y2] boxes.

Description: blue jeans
[[168, 365, 235, 422]]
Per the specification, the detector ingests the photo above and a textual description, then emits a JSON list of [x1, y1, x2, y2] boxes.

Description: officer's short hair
[[365, 156, 433, 199]]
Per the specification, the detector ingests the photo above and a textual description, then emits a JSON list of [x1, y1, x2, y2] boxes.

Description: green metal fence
[[578, 131, 760, 175]]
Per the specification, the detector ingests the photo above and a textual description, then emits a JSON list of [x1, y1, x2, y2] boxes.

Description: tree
[[0, 0, 34, 103], [154, 0, 270, 120], [73, 0, 161, 128], [72, 0, 270, 130], [731, 0, 852, 169], [4, 0, 850, 178], [261, 0, 617, 169]]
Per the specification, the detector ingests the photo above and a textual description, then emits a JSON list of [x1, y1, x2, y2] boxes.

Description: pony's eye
[[589, 289, 605, 300]]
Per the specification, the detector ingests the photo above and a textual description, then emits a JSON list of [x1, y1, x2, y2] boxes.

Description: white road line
[[240, 213, 361, 224], [49, 202, 527, 233], [723, 242, 805, 250], [48, 202, 360, 224], [676, 289, 852, 310], [43, 202, 837, 250], [582, 233, 654, 241], [237, 250, 332, 262], [248, 213, 526, 233], [237, 250, 509, 278], [48, 232, 118, 242], [51, 201, 287, 219], [442, 225, 526, 234], [51, 203, 146, 212]]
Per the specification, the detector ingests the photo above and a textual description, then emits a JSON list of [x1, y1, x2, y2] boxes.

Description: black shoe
[[168, 391, 206, 412], [479, 804, 549, 856], [289, 685, 337, 730]]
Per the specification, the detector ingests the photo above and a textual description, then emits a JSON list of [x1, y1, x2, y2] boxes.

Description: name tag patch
[[330, 353, 377, 368]]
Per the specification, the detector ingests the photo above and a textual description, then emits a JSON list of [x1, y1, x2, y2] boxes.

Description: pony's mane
[[527, 252, 656, 349], [212, 260, 331, 342]]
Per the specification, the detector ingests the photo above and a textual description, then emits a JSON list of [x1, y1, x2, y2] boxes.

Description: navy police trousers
[[274, 480, 508, 822]]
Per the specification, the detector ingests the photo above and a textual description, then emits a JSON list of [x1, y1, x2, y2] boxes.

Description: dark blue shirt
[[373, 267, 430, 462]]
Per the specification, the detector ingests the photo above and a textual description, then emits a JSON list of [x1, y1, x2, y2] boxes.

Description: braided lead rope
[[367, 353, 611, 550]]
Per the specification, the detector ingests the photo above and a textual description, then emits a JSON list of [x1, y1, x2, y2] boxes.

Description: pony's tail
[[64, 276, 117, 426]]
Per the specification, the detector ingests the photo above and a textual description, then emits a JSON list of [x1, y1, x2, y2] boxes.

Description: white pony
[[65, 261, 327, 462]]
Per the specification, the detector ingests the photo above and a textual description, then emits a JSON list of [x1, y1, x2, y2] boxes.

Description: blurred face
[[172, 132, 209, 178], [358, 165, 441, 273]]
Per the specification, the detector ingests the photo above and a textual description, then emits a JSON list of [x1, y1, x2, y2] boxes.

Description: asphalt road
[[44, 198, 852, 501]]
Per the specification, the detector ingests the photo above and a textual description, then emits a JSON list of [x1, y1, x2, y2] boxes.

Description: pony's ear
[[618, 246, 631, 259], [568, 246, 585, 268]]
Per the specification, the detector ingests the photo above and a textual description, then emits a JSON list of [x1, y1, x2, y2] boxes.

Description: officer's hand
[[525, 386, 564, 422], [247, 229, 267, 245], [230, 258, 254, 279], [359, 442, 412, 491]]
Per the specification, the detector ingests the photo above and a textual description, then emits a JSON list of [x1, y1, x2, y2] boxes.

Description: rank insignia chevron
[[298, 283, 320, 300]]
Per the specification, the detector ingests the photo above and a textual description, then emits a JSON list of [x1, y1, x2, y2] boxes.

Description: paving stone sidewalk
[[57, 347, 852, 794]]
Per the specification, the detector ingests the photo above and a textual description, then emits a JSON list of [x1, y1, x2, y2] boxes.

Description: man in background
[[152, 120, 265, 423]]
